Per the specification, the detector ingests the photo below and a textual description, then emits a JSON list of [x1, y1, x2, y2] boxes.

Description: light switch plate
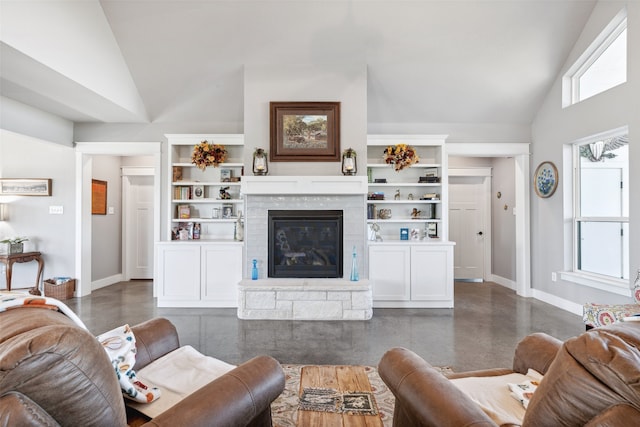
[[49, 206, 63, 214], [108, 206, 115, 214]]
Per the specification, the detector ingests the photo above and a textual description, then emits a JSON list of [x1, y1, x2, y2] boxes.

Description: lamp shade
[[342, 148, 357, 176], [253, 148, 268, 175]]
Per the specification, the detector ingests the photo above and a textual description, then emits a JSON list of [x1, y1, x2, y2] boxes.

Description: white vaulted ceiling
[[0, 0, 596, 126]]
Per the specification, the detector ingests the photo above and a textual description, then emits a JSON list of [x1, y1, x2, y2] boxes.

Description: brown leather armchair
[[379, 323, 640, 426], [0, 307, 286, 427]]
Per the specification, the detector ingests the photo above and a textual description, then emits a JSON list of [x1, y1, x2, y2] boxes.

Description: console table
[[0, 251, 44, 295]]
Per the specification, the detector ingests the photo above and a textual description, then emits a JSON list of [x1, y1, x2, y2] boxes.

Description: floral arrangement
[[0, 237, 28, 244], [383, 144, 419, 171], [191, 140, 227, 170]]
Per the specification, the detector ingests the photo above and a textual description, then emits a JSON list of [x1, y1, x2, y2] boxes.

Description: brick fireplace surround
[[238, 176, 372, 320]]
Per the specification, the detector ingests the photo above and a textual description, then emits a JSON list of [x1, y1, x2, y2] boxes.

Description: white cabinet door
[[202, 244, 242, 305], [369, 245, 411, 301], [156, 244, 201, 300], [410, 245, 453, 303]]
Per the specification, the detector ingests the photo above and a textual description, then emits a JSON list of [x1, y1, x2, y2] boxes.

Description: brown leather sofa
[[0, 308, 286, 427], [378, 322, 640, 426]]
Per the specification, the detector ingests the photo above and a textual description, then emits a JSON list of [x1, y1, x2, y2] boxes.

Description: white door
[[449, 176, 487, 281], [125, 175, 154, 279]]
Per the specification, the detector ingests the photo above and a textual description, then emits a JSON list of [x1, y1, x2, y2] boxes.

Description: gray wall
[[491, 157, 516, 281], [90, 155, 122, 282], [531, 0, 639, 305], [0, 130, 76, 288]]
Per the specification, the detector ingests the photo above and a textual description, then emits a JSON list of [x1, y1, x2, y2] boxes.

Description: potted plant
[[1, 237, 29, 254]]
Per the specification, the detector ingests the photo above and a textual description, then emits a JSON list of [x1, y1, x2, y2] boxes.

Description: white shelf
[[367, 182, 441, 187], [367, 219, 441, 223], [172, 162, 244, 168], [171, 218, 239, 223], [172, 181, 241, 186], [367, 163, 441, 168], [367, 199, 441, 204], [172, 199, 243, 204], [166, 134, 245, 243]]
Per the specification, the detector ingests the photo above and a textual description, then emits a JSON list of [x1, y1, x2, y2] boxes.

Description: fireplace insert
[[268, 210, 343, 278]]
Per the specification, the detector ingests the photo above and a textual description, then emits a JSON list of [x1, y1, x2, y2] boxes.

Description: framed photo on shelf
[[192, 185, 204, 199], [178, 204, 191, 219], [222, 204, 233, 219], [220, 169, 232, 182], [269, 101, 341, 162]]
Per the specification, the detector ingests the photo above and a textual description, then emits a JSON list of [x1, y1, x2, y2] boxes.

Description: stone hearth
[[238, 279, 372, 320]]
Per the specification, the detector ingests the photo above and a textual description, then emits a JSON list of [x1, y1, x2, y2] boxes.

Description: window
[[563, 9, 627, 107], [573, 129, 629, 283]]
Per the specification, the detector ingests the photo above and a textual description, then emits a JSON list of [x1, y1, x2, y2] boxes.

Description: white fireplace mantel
[[241, 176, 368, 195]]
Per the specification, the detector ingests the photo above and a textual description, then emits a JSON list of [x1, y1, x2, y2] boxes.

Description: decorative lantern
[[253, 148, 268, 175], [342, 148, 357, 176]]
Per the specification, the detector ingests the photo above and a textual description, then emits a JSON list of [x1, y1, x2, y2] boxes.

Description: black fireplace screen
[[268, 210, 343, 278]]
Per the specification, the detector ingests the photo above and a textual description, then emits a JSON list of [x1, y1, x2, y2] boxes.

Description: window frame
[[563, 8, 627, 107], [565, 127, 629, 294]]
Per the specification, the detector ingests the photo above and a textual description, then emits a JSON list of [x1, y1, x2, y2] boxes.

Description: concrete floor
[[64, 280, 583, 372]]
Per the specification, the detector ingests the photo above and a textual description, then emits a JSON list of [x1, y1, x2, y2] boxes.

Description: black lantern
[[342, 148, 357, 176], [253, 148, 268, 175]]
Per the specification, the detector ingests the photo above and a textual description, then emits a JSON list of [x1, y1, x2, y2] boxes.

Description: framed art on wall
[[0, 178, 52, 196], [91, 179, 107, 214], [534, 161, 558, 198], [269, 101, 341, 162]]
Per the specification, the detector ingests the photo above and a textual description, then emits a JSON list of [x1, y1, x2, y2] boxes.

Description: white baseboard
[[489, 274, 516, 290], [92, 274, 123, 291], [531, 289, 583, 316], [488, 275, 582, 316]]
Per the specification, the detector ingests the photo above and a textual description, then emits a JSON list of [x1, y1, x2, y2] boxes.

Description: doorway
[[449, 173, 491, 281], [446, 143, 531, 298], [75, 142, 162, 297], [123, 170, 154, 280]]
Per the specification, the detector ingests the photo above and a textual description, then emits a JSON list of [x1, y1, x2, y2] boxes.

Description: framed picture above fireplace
[[269, 101, 341, 162]]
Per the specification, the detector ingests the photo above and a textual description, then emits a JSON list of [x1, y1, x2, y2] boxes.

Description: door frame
[[447, 143, 531, 298], [122, 167, 155, 281], [449, 168, 492, 282], [75, 142, 161, 297]]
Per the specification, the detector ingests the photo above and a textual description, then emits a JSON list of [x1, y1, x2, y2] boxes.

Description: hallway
[[65, 281, 583, 371]]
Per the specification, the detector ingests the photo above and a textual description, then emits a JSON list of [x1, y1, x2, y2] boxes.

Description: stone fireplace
[[238, 176, 372, 320]]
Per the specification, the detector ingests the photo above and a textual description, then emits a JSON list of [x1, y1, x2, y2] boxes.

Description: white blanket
[[126, 345, 236, 418]]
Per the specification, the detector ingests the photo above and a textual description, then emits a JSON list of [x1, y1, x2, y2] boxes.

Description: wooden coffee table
[[297, 365, 383, 427]]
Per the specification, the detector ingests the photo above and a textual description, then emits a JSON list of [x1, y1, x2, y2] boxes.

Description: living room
[[1, 0, 637, 311], [1, 1, 639, 425]]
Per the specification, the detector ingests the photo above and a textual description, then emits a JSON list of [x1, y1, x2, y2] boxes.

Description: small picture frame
[[222, 204, 233, 218], [220, 169, 232, 182], [426, 223, 438, 238], [400, 228, 409, 240], [178, 204, 191, 219], [192, 185, 204, 199]]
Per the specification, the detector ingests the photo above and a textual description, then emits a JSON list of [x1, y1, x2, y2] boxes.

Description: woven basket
[[44, 279, 76, 300]]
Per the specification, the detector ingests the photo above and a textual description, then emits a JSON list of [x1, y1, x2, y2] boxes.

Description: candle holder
[[253, 148, 269, 175], [342, 148, 357, 176]]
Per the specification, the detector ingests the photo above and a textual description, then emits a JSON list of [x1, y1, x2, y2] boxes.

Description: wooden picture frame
[[270, 101, 340, 162], [0, 178, 52, 196], [91, 179, 107, 215]]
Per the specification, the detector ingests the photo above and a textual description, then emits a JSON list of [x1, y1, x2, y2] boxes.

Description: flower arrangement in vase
[[0, 237, 29, 254], [383, 144, 419, 171], [191, 140, 227, 170]]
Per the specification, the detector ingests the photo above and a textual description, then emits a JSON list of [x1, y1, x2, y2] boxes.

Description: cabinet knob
[[477, 231, 483, 236]]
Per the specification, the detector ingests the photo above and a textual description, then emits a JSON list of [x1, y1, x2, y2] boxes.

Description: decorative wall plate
[[534, 161, 558, 198]]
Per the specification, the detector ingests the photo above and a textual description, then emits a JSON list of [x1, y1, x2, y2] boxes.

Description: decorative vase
[[9, 243, 23, 254], [350, 246, 359, 282]]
